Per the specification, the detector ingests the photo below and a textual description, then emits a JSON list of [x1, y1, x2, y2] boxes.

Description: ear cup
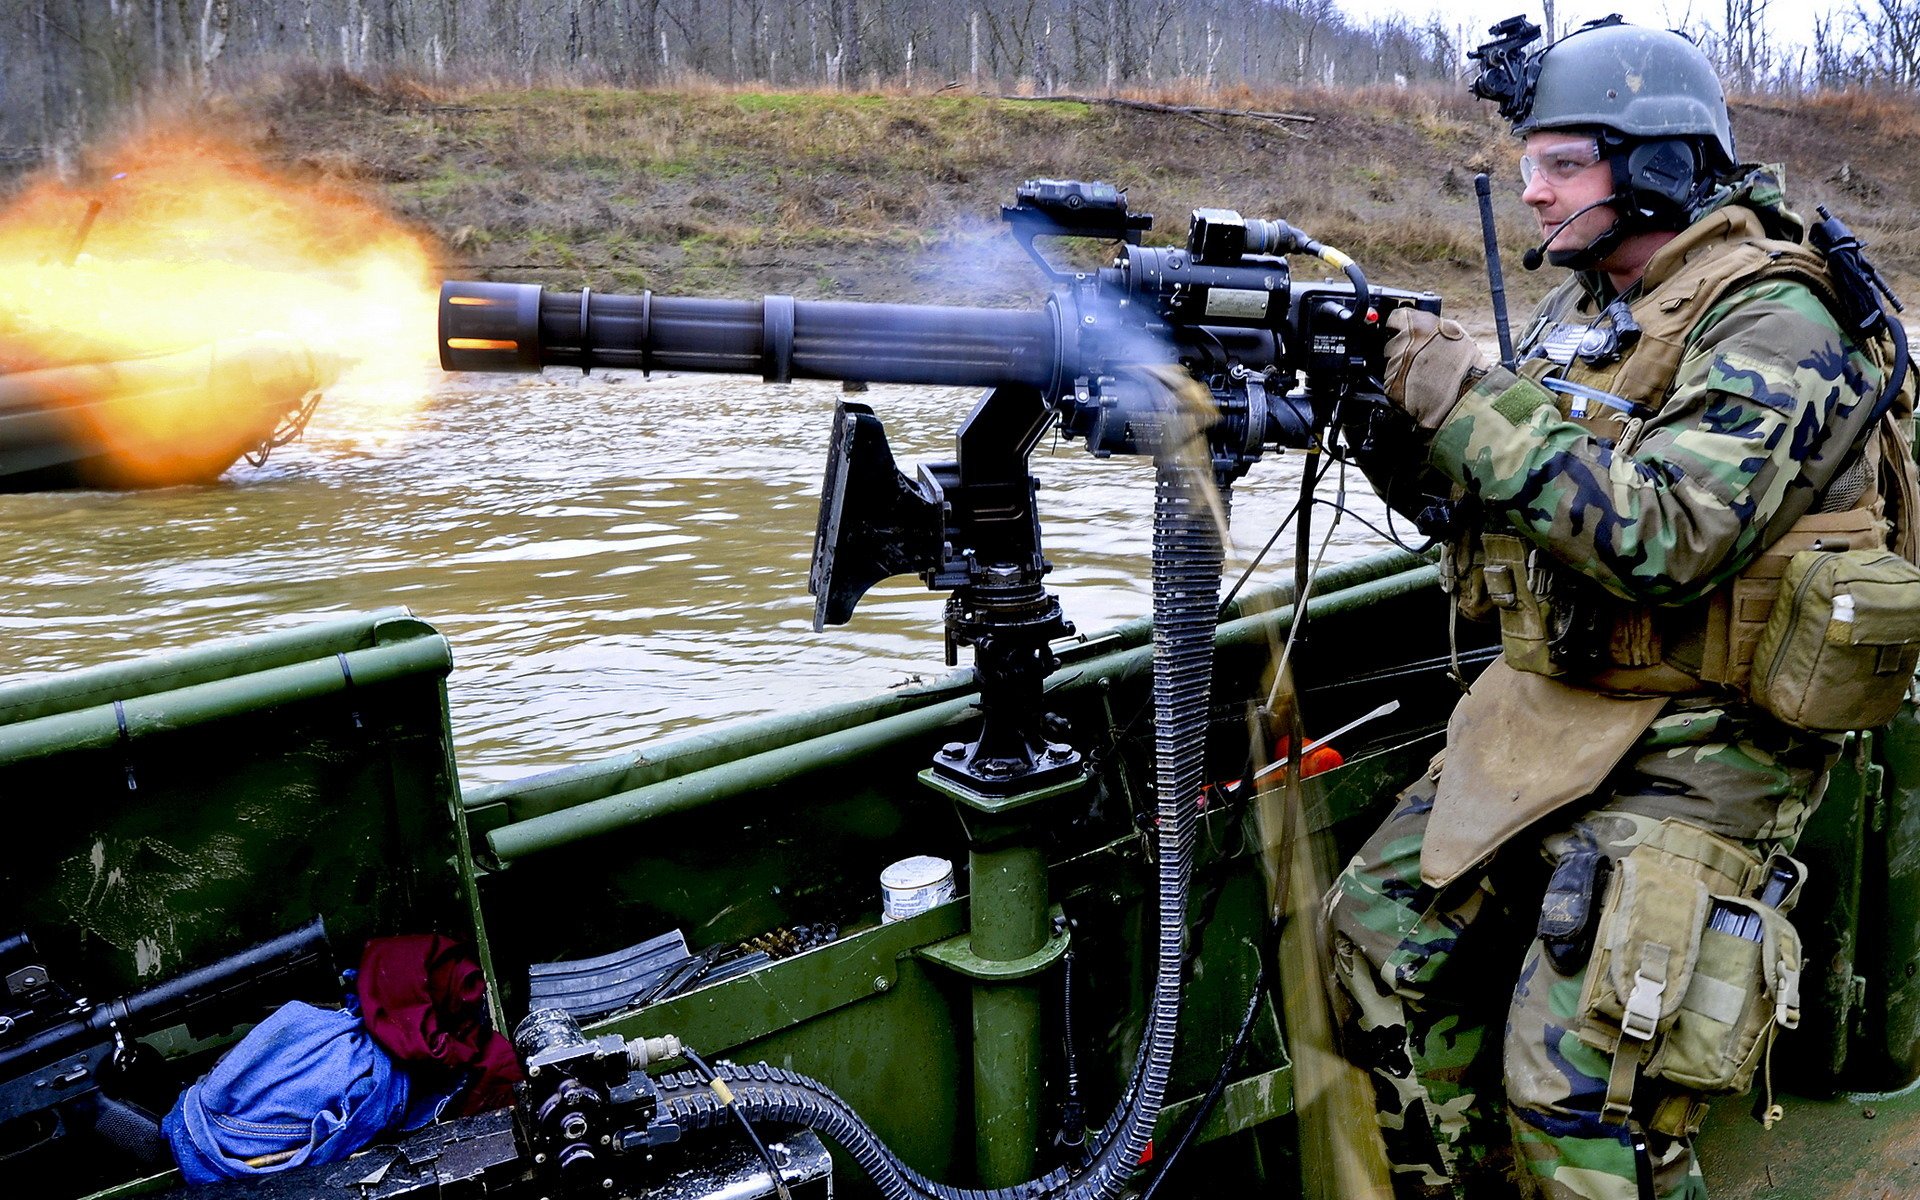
[[1624, 139, 1705, 222]]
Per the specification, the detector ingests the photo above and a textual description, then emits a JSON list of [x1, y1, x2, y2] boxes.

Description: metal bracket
[[918, 766, 1088, 817], [917, 904, 1072, 982]]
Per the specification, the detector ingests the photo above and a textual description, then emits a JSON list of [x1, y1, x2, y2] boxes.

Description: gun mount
[[441, 182, 1438, 800]]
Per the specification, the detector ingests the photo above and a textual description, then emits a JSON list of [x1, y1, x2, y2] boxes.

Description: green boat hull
[[3, 549, 1917, 1197]]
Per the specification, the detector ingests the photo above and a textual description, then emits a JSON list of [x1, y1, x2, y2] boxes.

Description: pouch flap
[[1421, 659, 1667, 887], [1605, 856, 1710, 1028], [1836, 576, 1920, 646]]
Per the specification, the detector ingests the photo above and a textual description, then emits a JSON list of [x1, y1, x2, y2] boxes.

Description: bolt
[[602, 1181, 614, 1191], [1864, 1106, 1879, 1120], [528, 1064, 541, 1078], [874, 975, 891, 992], [600, 1135, 611, 1146], [942, 742, 965, 758], [534, 1153, 548, 1165]]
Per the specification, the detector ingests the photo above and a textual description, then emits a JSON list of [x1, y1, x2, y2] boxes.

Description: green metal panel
[[1855, 705, 1920, 1090], [0, 612, 480, 1002], [478, 555, 1442, 865], [0, 607, 419, 726], [1780, 730, 1869, 1090]]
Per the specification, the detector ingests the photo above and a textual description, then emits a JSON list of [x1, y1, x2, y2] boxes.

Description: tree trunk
[[200, 0, 231, 89]]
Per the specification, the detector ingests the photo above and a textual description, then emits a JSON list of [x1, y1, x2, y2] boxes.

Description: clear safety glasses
[[1520, 138, 1605, 187]]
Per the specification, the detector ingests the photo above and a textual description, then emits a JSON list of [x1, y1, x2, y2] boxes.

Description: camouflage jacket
[[1430, 167, 1881, 607]]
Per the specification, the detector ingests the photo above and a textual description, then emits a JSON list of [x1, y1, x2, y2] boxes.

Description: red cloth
[[357, 934, 523, 1117]]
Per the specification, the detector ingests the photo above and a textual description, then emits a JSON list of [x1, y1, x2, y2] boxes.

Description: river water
[[0, 372, 1404, 786]]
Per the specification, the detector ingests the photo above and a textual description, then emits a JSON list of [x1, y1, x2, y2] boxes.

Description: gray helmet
[[1516, 17, 1736, 169]]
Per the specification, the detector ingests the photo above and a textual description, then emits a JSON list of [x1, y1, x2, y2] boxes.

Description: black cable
[[1219, 493, 1304, 618], [682, 1045, 794, 1200], [1137, 950, 1269, 1200], [1306, 494, 1432, 556], [1055, 934, 1089, 1161]]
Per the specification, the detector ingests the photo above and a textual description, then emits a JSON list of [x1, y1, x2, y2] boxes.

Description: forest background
[[7, 1, 1920, 322]]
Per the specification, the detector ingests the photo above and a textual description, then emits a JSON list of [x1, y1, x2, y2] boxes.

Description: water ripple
[[0, 375, 1402, 785]]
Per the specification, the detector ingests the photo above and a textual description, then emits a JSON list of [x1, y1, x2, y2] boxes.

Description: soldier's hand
[[1381, 309, 1486, 430]]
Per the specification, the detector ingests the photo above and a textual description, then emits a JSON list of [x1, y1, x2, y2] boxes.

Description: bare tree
[[198, 0, 231, 91], [1857, 0, 1920, 86]]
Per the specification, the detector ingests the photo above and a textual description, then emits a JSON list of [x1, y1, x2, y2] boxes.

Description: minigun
[[441, 179, 1439, 799], [0, 918, 333, 1185]]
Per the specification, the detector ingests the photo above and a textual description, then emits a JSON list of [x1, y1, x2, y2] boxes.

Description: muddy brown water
[[0, 373, 1404, 786]]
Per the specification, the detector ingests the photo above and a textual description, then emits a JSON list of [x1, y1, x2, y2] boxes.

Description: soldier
[[1329, 15, 1919, 1200]]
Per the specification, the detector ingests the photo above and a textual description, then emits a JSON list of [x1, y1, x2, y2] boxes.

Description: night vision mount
[[1468, 15, 1545, 122]]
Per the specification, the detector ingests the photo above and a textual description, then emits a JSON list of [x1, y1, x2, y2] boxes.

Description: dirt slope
[[245, 75, 1920, 328]]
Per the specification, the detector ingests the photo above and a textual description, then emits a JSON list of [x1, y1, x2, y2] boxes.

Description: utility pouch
[[1749, 548, 1920, 731], [1578, 822, 1803, 1135], [1704, 508, 1886, 692], [1481, 532, 1563, 676], [1649, 859, 1805, 1099], [1539, 848, 1612, 976], [1441, 535, 1496, 624]]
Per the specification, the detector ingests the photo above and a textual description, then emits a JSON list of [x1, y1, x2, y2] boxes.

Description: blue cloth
[[163, 1001, 444, 1183]]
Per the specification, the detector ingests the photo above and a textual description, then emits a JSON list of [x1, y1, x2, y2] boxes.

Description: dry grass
[[60, 70, 1915, 309]]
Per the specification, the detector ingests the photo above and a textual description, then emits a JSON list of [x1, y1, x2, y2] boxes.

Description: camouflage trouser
[[1326, 700, 1840, 1200]]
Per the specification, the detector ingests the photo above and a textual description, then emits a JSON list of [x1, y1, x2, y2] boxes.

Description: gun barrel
[[0, 918, 330, 1076], [441, 280, 1059, 390]]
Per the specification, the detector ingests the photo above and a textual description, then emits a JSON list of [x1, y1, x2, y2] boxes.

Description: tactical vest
[[1458, 204, 1920, 699]]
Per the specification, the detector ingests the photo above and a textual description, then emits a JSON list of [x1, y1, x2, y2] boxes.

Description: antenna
[[1474, 173, 1517, 370]]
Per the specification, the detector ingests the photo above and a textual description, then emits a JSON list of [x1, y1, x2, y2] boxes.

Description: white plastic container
[[880, 855, 955, 923]]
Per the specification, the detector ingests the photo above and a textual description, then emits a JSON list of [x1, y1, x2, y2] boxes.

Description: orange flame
[[0, 127, 440, 485]]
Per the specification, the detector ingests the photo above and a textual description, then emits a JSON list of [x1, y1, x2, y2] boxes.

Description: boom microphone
[[1521, 198, 1618, 270]]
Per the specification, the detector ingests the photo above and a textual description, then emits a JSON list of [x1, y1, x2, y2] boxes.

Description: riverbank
[[226, 73, 1920, 326]]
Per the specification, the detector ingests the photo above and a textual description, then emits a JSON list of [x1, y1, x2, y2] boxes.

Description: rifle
[[0, 918, 332, 1184]]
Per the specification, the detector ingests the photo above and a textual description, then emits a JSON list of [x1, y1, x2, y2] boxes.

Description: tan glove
[[1381, 308, 1485, 430]]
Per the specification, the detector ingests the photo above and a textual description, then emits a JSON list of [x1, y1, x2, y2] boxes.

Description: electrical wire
[[1136, 949, 1269, 1200], [1220, 492, 1304, 617], [1306, 494, 1431, 556], [1266, 450, 1349, 712], [682, 1045, 794, 1200]]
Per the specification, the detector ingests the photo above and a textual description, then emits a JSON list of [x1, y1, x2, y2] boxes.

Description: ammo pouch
[[1481, 532, 1568, 676], [1749, 548, 1920, 731], [1577, 821, 1804, 1136]]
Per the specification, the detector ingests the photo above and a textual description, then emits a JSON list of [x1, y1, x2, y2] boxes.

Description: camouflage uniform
[[1328, 170, 1871, 1200]]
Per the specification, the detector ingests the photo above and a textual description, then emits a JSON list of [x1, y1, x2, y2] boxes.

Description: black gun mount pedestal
[[931, 565, 1084, 800], [809, 382, 1089, 801]]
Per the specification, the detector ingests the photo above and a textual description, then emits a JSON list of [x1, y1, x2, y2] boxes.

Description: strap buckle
[[1621, 969, 1666, 1042], [1776, 959, 1802, 1029]]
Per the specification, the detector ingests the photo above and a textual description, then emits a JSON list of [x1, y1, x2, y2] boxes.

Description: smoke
[[0, 121, 443, 481]]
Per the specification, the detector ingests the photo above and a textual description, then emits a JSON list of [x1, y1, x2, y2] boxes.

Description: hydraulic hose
[[650, 462, 1227, 1200]]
